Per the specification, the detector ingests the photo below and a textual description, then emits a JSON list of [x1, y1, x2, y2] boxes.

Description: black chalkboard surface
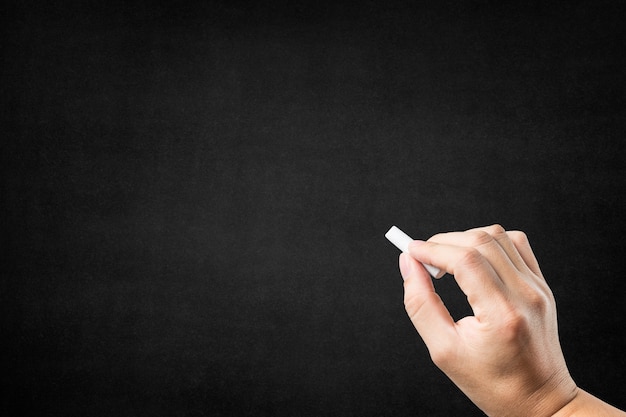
[[4, 2, 625, 416]]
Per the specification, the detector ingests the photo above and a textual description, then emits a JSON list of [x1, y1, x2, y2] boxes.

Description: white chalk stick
[[385, 226, 441, 277]]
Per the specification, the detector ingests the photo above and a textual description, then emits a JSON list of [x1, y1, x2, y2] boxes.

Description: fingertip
[[399, 252, 416, 281], [407, 239, 427, 249], [433, 270, 446, 279], [399, 253, 429, 282], [408, 240, 444, 276]]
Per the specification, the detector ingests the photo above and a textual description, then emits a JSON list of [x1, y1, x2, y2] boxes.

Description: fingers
[[407, 240, 506, 321], [400, 253, 458, 353], [428, 229, 516, 284], [427, 225, 533, 286], [466, 225, 531, 274], [506, 230, 544, 279], [427, 225, 546, 285]]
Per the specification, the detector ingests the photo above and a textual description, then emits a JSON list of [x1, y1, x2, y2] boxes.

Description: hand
[[400, 225, 577, 416]]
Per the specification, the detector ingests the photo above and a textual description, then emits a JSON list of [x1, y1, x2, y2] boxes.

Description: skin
[[399, 224, 625, 417]]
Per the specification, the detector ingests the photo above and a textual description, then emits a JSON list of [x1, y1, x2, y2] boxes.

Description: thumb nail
[[399, 254, 413, 281]]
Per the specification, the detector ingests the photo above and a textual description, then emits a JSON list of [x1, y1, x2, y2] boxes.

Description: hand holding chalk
[[385, 226, 441, 277], [391, 225, 609, 417]]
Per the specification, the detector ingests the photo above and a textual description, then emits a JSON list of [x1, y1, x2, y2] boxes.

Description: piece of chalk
[[385, 226, 441, 277]]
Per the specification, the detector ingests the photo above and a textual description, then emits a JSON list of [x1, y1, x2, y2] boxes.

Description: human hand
[[400, 225, 577, 416]]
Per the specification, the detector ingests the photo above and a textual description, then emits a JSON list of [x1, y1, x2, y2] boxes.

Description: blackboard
[[4, 2, 625, 416]]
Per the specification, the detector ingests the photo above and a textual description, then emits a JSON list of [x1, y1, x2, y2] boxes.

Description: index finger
[[408, 240, 507, 321]]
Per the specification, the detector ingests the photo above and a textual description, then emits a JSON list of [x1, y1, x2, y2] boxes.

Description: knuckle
[[404, 292, 429, 320], [502, 314, 529, 343], [404, 291, 437, 321], [517, 280, 550, 312], [468, 230, 494, 246], [507, 230, 529, 246], [457, 247, 484, 270], [487, 223, 507, 237], [429, 342, 456, 369], [527, 289, 547, 310], [499, 307, 531, 343]]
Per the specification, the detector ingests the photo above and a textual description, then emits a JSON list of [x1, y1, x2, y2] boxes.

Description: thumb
[[401, 253, 457, 357]]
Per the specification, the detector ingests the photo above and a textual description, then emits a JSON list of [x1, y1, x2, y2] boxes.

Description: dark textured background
[[3, 1, 625, 416]]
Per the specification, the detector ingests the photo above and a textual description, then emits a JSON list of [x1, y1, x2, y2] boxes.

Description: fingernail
[[399, 253, 413, 281], [407, 239, 426, 250]]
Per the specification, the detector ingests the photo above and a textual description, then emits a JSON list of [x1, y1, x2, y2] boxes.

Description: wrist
[[551, 389, 626, 417], [550, 387, 581, 417], [521, 374, 578, 417]]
